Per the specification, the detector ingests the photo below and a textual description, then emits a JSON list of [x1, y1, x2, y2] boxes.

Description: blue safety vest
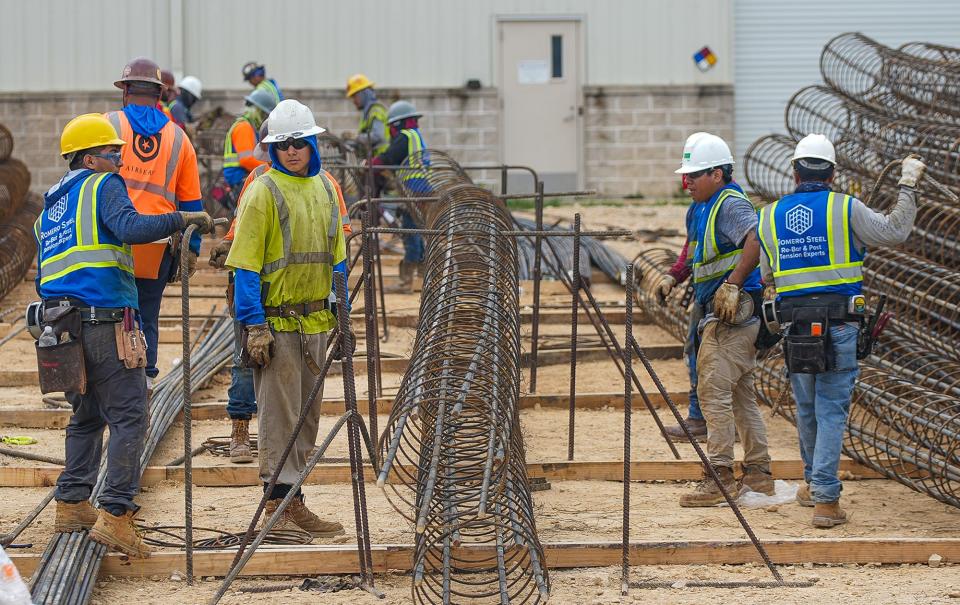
[[399, 128, 431, 194], [34, 171, 138, 309], [691, 185, 761, 306], [757, 190, 864, 297]]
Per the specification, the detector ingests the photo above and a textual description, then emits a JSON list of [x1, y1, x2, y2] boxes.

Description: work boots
[[230, 418, 254, 464], [89, 509, 153, 558], [740, 465, 776, 496], [386, 260, 415, 294], [679, 466, 743, 507], [812, 501, 849, 528], [664, 417, 707, 442], [54, 500, 99, 532], [286, 496, 345, 538], [796, 482, 815, 507], [262, 498, 298, 533]]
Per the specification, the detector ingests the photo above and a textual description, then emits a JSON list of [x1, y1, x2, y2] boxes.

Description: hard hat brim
[[262, 125, 326, 144], [346, 82, 373, 98], [674, 159, 735, 175], [791, 153, 836, 164]]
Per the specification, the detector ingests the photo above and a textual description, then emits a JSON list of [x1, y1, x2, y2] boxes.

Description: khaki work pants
[[254, 330, 327, 486], [696, 320, 770, 469]]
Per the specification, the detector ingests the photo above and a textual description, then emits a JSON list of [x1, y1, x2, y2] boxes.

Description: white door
[[499, 19, 581, 193]]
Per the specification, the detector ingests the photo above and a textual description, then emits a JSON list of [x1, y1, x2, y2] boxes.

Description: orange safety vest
[[105, 110, 201, 279]]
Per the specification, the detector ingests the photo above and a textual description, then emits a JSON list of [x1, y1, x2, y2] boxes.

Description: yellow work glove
[[185, 250, 199, 278], [1, 436, 37, 446], [208, 238, 233, 269], [898, 156, 926, 188], [713, 282, 742, 324], [245, 324, 275, 368]]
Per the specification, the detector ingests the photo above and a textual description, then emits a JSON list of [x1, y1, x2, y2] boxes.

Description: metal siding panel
[[734, 0, 960, 163]]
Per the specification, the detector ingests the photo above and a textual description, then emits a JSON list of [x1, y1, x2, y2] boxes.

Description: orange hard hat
[[114, 57, 164, 89]]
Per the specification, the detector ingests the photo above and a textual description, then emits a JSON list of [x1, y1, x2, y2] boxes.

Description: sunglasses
[[686, 167, 718, 180], [274, 138, 309, 151], [92, 151, 122, 165]]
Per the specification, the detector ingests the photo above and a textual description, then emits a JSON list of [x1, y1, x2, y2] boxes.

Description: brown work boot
[[796, 482, 815, 507], [740, 465, 775, 496], [812, 501, 849, 528], [54, 500, 99, 532], [286, 496, 345, 538], [229, 418, 254, 464], [664, 417, 707, 442], [385, 260, 414, 294], [679, 466, 743, 507], [89, 509, 153, 558], [261, 498, 299, 533]]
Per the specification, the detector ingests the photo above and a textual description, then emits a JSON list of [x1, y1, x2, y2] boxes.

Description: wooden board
[[11, 538, 959, 578]]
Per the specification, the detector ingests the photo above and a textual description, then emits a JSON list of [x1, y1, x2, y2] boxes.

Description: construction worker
[[210, 120, 352, 464], [225, 99, 348, 537], [370, 100, 429, 293], [757, 134, 923, 527], [344, 73, 390, 157], [674, 133, 773, 507], [242, 61, 283, 106], [222, 88, 277, 195], [38, 114, 212, 557], [105, 57, 205, 392], [158, 69, 176, 121], [169, 76, 203, 130]]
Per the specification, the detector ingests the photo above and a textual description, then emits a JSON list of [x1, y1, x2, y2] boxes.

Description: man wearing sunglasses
[[226, 99, 349, 538], [36, 113, 212, 557], [674, 133, 773, 507]]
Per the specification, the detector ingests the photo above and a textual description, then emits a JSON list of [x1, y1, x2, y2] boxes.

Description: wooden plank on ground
[[12, 538, 960, 578]]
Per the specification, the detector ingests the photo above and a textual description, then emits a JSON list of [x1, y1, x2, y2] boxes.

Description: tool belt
[[263, 300, 329, 318], [43, 300, 125, 324], [777, 294, 860, 324], [779, 294, 865, 375]]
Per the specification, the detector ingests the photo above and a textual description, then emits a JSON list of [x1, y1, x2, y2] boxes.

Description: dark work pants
[[55, 322, 148, 512], [227, 319, 257, 419], [135, 250, 174, 379]]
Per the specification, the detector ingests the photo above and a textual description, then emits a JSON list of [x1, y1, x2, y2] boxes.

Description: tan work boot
[[385, 260, 414, 294], [796, 482, 815, 507], [54, 500, 99, 532], [740, 465, 775, 496], [229, 418, 254, 464], [812, 501, 849, 528], [679, 466, 743, 507], [287, 496, 346, 538], [89, 509, 153, 558], [664, 417, 707, 443], [262, 498, 299, 533]]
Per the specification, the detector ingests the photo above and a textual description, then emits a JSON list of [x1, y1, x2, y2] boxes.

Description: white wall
[[0, 0, 732, 92]]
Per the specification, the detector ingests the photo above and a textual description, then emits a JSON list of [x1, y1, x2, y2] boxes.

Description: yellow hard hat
[[346, 73, 373, 98], [60, 114, 126, 156]]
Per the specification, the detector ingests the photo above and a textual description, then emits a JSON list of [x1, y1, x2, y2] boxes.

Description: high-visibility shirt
[[398, 128, 431, 194], [224, 167, 351, 240], [359, 102, 390, 156], [105, 110, 201, 279], [691, 185, 761, 305], [255, 79, 283, 106], [225, 169, 347, 334], [223, 116, 266, 185], [158, 102, 174, 122], [34, 171, 137, 309], [758, 190, 864, 297]]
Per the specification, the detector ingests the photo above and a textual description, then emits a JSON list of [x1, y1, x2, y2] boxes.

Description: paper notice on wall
[[517, 60, 549, 84]]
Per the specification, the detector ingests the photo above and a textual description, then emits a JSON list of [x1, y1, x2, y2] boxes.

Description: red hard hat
[[160, 69, 176, 90], [114, 57, 164, 89]]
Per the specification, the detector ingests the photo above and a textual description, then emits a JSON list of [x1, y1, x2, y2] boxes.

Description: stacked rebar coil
[[741, 32, 960, 508], [378, 154, 549, 603], [0, 122, 39, 301]]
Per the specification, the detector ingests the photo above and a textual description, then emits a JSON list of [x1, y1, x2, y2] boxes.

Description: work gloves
[[648, 273, 676, 304], [898, 156, 927, 188], [179, 211, 215, 234], [185, 250, 199, 278], [208, 238, 233, 269], [763, 284, 778, 302], [245, 324, 275, 368], [331, 330, 356, 361], [713, 281, 742, 324]]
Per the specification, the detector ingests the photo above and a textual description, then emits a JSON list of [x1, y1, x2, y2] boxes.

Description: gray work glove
[[763, 284, 778, 302], [898, 156, 926, 188], [245, 324, 275, 368], [179, 211, 215, 234], [208, 238, 232, 269], [185, 250, 199, 278], [713, 282, 742, 324], [649, 273, 676, 304]]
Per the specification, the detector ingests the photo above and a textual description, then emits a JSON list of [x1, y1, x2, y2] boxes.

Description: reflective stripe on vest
[[105, 111, 186, 207], [692, 189, 748, 283], [758, 191, 863, 294], [34, 173, 134, 285], [258, 173, 340, 275], [400, 129, 427, 183], [223, 117, 256, 170]]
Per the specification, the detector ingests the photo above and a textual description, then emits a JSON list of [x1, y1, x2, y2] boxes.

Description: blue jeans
[[227, 319, 257, 419], [789, 322, 860, 503], [135, 250, 174, 379], [685, 301, 704, 420], [400, 210, 424, 263]]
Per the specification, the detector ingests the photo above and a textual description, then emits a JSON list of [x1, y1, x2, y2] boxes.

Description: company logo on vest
[[785, 205, 813, 236], [48, 195, 68, 223]]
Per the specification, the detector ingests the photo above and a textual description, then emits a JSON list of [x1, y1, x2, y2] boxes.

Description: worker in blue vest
[[757, 134, 923, 527], [674, 133, 773, 507], [370, 100, 429, 293], [242, 61, 284, 106], [36, 113, 212, 557]]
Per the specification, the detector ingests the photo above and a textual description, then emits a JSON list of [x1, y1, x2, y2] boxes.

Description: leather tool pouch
[[115, 309, 147, 370], [36, 307, 86, 394], [783, 307, 832, 375]]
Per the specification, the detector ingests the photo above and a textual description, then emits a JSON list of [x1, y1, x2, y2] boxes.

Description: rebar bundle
[[0, 191, 41, 301], [30, 316, 234, 605], [377, 160, 548, 602], [741, 32, 960, 508]]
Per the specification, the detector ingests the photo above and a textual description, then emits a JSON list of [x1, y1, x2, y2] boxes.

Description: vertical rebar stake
[[180, 223, 198, 585], [362, 151, 380, 465], [621, 263, 635, 595], [568, 213, 581, 461], [530, 181, 545, 393]]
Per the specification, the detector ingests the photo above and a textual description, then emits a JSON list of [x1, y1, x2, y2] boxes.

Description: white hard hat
[[262, 99, 325, 143], [675, 133, 734, 174], [178, 75, 203, 99], [792, 133, 836, 165]]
